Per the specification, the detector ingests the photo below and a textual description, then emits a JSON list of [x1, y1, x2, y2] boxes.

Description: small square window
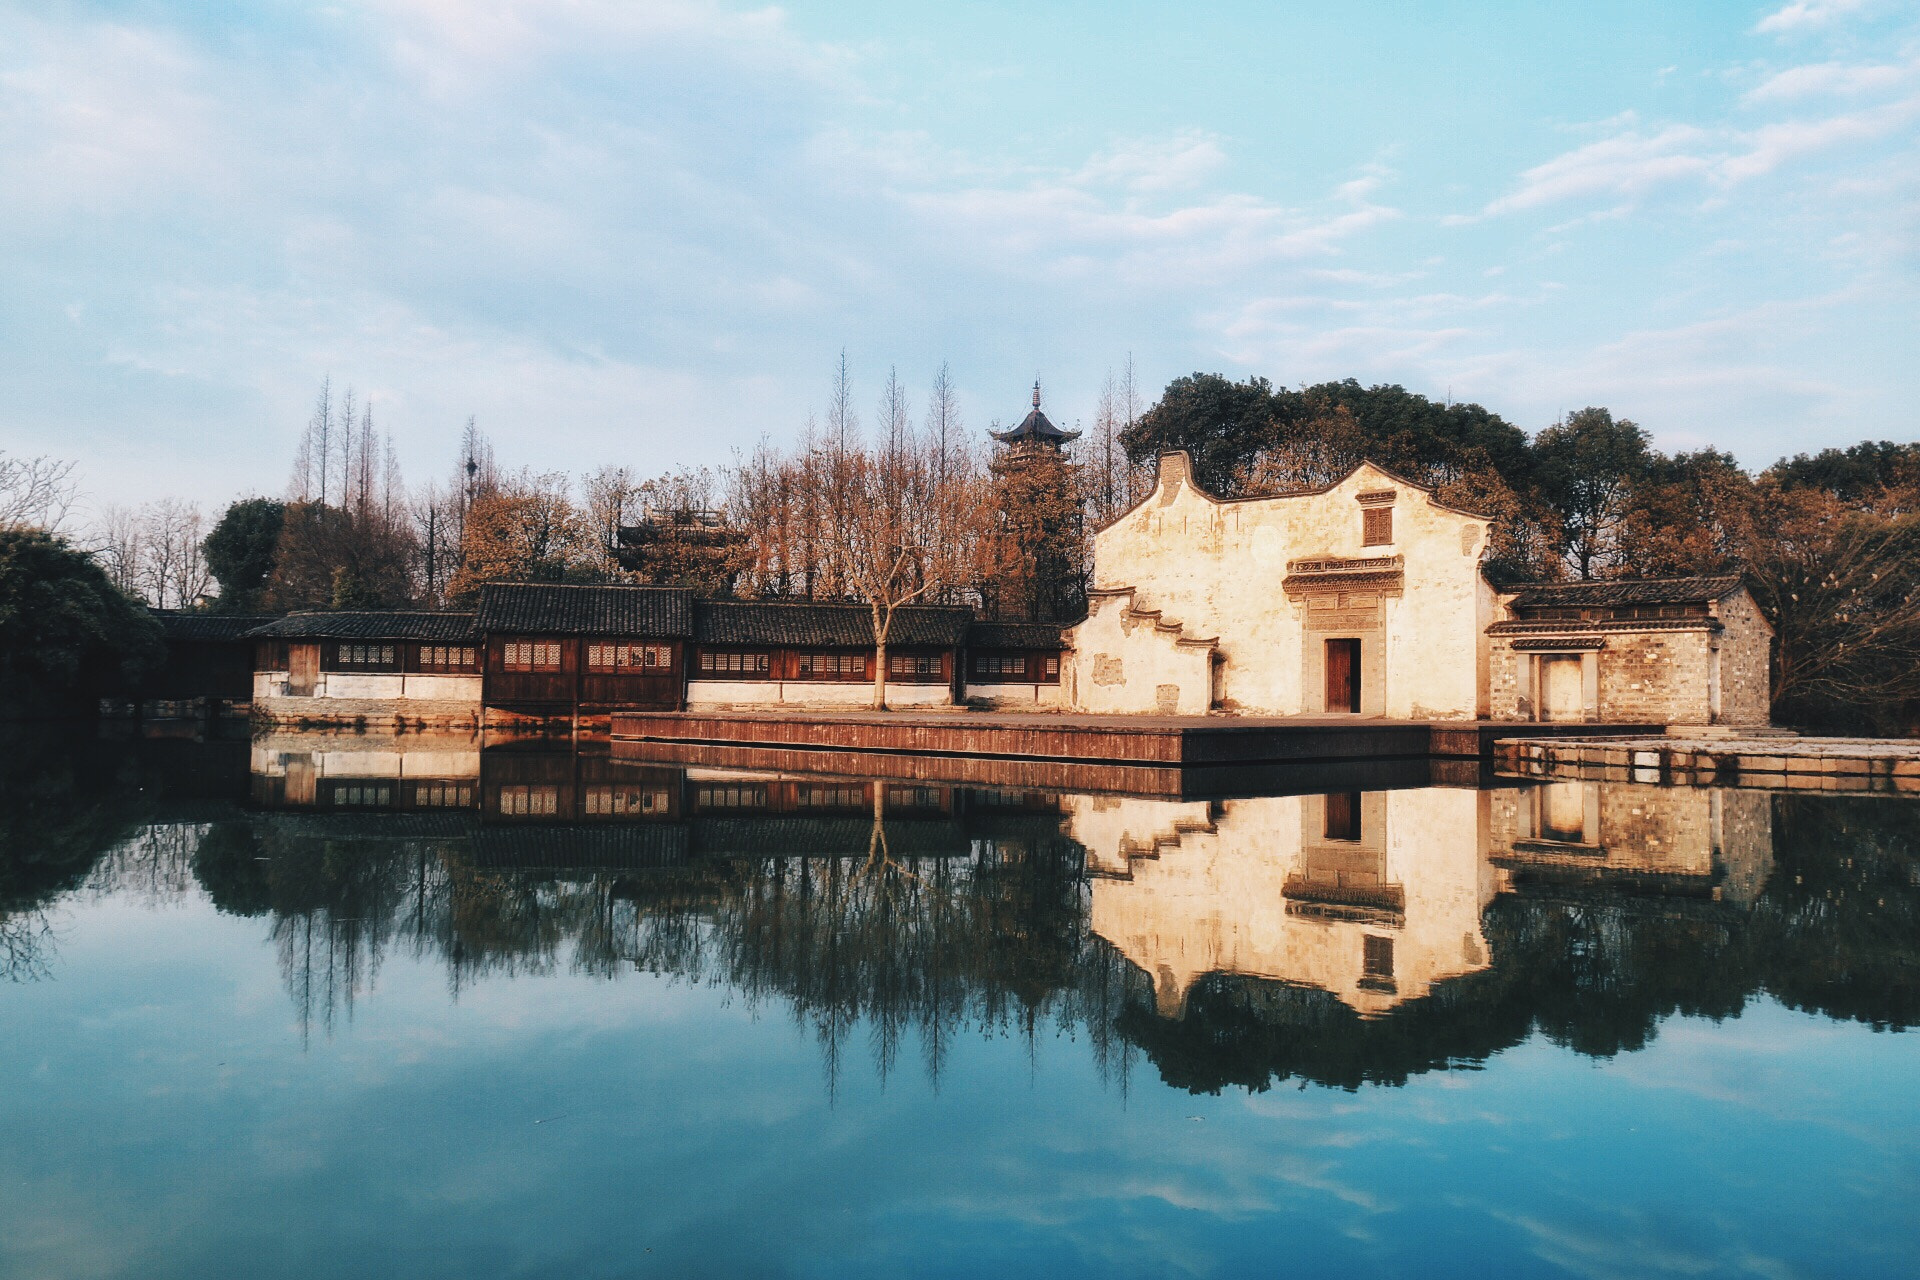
[[1362, 506, 1393, 546]]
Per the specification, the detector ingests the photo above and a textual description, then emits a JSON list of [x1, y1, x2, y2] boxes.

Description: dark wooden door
[[288, 643, 319, 697], [1325, 639, 1360, 713]]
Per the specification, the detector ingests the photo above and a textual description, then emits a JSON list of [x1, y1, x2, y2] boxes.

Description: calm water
[[3, 728, 1918, 1279]]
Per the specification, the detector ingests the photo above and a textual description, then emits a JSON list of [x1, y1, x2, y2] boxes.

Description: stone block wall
[[1714, 589, 1773, 726], [1597, 630, 1714, 724]]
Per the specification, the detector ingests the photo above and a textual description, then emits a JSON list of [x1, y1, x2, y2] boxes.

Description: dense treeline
[[3, 358, 1917, 726]]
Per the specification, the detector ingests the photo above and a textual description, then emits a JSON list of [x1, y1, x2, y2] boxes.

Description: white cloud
[[1476, 88, 1919, 215], [1754, 0, 1872, 35], [1744, 60, 1912, 102], [1481, 126, 1716, 216], [1073, 131, 1228, 194]]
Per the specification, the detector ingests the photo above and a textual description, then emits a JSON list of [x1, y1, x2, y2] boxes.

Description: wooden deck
[[608, 710, 1660, 769]]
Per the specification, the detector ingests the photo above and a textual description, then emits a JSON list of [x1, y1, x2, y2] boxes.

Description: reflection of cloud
[[1492, 1207, 1789, 1280]]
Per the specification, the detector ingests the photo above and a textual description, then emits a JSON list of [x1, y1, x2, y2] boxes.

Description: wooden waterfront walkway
[[609, 709, 1660, 769]]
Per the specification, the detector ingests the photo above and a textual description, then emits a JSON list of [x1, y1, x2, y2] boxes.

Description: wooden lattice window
[[586, 642, 671, 671], [698, 650, 770, 675], [503, 642, 562, 670], [1362, 506, 1394, 546]]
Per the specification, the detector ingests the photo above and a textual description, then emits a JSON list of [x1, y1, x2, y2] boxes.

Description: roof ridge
[[1511, 572, 1741, 587], [485, 581, 688, 591]]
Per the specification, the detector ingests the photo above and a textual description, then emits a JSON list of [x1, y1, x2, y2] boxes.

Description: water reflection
[[4, 730, 1919, 1094]]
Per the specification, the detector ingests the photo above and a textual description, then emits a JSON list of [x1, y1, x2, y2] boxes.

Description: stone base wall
[[964, 682, 1062, 709], [255, 695, 481, 731], [684, 680, 954, 709]]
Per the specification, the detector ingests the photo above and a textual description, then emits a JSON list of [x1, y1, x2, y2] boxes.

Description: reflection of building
[[1078, 778, 1776, 1021], [1488, 781, 1774, 908], [249, 733, 480, 811], [1075, 789, 1492, 1018]]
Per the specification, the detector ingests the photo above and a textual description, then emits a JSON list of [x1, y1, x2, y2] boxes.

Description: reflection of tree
[[1115, 799, 1920, 1094], [27, 760, 1919, 1096], [0, 733, 153, 980], [1757, 796, 1920, 1028]]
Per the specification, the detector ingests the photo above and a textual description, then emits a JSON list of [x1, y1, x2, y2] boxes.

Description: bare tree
[[926, 362, 960, 474], [125, 499, 213, 608], [289, 377, 334, 504], [91, 503, 146, 595], [878, 366, 910, 461], [582, 464, 642, 576], [1088, 370, 1122, 525], [1119, 353, 1146, 505], [828, 349, 858, 456], [0, 452, 79, 532], [845, 434, 985, 709]]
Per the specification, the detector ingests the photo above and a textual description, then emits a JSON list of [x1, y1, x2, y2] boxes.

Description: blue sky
[[2, 0, 1916, 512]]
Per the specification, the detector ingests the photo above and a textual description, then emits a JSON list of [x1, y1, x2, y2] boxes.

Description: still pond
[[2, 728, 1917, 1278]]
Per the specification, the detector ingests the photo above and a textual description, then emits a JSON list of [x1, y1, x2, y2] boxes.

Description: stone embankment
[[1497, 734, 1920, 793]]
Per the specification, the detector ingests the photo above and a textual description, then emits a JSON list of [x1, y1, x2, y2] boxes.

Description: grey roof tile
[[1506, 575, 1745, 609], [245, 612, 478, 642], [476, 583, 694, 637], [694, 600, 971, 647]]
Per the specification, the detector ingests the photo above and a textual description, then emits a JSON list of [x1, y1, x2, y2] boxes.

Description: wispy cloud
[[1743, 59, 1913, 103], [1754, 0, 1873, 35], [1473, 78, 1920, 215]]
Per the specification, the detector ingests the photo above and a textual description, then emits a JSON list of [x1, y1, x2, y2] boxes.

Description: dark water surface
[[3, 728, 1918, 1278]]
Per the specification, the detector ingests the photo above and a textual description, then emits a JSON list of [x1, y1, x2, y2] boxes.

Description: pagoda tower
[[989, 381, 1080, 466]]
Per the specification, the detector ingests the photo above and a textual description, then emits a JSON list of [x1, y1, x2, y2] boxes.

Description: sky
[[1, 0, 1916, 516]]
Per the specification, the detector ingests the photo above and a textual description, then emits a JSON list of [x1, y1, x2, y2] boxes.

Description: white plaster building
[[1066, 452, 1498, 718], [1064, 451, 1773, 727]]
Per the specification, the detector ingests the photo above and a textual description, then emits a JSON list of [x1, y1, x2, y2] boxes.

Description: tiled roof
[[967, 620, 1068, 649], [694, 599, 972, 647], [476, 583, 694, 637], [1506, 575, 1745, 609], [151, 612, 278, 642], [245, 612, 477, 641], [691, 816, 971, 859], [465, 824, 691, 871]]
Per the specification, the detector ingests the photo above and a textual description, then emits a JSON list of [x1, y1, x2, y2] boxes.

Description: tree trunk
[[872, 603, 890, 711]]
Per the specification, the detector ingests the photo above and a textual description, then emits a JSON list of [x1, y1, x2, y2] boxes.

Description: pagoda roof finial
[[990, 375, 1080, 447]]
